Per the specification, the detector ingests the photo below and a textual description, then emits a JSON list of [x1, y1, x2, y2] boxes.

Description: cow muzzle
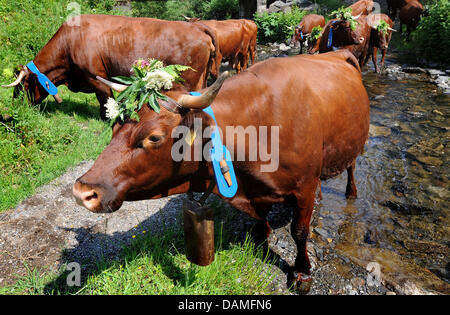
[[73, 180, 119, 213]]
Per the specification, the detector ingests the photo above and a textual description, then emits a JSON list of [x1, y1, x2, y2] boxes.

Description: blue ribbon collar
[[327, 21, 338, 49], [26, 61, 58, 95], [190, 92, 238, 199]]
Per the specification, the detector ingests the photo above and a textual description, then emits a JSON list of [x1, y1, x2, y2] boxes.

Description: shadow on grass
[[41, 194, 281, 294], [38, 94, 100, 121]]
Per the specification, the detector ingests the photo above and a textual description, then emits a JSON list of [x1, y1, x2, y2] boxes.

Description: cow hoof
[[291, 272, 313, 295]]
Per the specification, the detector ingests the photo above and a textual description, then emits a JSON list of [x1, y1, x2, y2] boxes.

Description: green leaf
[[112, 76, 134, 85]]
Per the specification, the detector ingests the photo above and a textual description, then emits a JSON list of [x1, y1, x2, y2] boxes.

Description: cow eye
[[149, 135, 162, 143]]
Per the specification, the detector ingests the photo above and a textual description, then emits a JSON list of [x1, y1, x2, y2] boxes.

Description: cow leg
[[345, 160, 358, 199], [299, 40, 303, 55], [380, 49, 387, 70], [372, 47, 379, 73], [253, 205, 273, 246], [290, 181, 318, 294]]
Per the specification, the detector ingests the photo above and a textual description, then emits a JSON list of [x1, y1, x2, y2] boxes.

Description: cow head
[[328, 18, 364, 46], [2, 65, 62, 104], [72, 72, 230, 213], [367, 15, 396, 50]]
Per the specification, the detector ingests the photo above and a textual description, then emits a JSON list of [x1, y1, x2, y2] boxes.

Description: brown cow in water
[[364, 14, 395, 73], [290, 14, 326, 54], [186, 18, 257, 75], [2, 15, 219, 120], [341, 15, 373, 67], [399, 0, 426, 39], [73, 50, 370, 294]]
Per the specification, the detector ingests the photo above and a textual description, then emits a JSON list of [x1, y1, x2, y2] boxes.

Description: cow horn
[[388, 27, 397, 32], [183, 15, 192, 21], [177, 71, 230, 109], [2, 68, 27, 88], [352, 13, 362, 20], [96, 76, 128, 92]]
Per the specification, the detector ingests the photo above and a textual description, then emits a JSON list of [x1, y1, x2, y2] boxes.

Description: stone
[[369, 124, 391, 137]]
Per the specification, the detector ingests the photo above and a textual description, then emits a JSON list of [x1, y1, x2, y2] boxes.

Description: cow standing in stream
[[2, 15, 219, 120], [73, 50, 370, 294]]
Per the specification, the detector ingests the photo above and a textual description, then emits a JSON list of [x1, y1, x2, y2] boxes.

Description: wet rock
[[402, 66, 427, 74], [369, 125, 391, 138], [403, 240, 449, 255], [279, 43, 290, 52]]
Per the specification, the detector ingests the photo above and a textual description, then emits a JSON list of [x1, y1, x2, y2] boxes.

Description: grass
[[1, 203, 278, 295]]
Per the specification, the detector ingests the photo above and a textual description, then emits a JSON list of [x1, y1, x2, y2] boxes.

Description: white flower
[[143, 70, 174, 91], [105, 98, 120, 120]]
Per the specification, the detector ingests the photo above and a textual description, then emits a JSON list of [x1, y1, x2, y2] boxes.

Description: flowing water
[[255, 46, 449, 293]]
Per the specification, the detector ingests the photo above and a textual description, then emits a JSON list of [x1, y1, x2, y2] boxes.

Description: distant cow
[[399, 0, 426, 39], [186, 18, 257, 75], [2, 15, 219, 119], [349, 0, 375, 16], [364, 14, 395, 72], [387, 0, 416, 19], [73, 50, 370, 294], [290, 14, 326, 54]]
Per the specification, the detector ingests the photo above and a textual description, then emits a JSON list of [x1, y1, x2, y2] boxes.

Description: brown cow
[[349, 0, 375, 16], [309, 17, 365, 54], [73, 50, 370, 294], [387, 0, 417, 19], [399, 0, 425, 39], [186, 18, 257, 75], [290, 14, 326, 54], [364, 14, 395, 73], [341, 15, 373, 67], [2, 15, 219, 120]]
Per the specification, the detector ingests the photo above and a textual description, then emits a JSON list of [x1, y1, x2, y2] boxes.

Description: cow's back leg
[[345, 160, 358, 199], [290, 180, 318, 294], [253, 204, 273, 246]]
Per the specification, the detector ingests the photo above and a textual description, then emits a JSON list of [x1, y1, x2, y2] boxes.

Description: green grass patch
[[1, 206, 277, 295]]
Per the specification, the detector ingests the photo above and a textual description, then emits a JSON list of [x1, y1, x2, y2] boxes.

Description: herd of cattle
[[1, 0, 427, 293]]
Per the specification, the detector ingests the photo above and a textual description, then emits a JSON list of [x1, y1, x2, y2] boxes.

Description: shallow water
[[313, 54, 449, 293]]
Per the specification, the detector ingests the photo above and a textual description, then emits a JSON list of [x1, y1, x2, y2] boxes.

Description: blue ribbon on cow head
[[190, 92, 238, 199], [327, 21, 338, 49], [26, 61, 58, 95]]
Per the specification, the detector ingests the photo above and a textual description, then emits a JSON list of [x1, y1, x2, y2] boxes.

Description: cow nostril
[[85, 192, 98, 202], [359, 37, 365, 43]]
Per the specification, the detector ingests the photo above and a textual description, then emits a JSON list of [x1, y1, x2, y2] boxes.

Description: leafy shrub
[[407, 0, 450, 66], [254, 7, 308, 44], [131, 0, 239, 20]]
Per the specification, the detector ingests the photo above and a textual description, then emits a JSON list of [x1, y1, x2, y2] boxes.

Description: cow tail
[[196, 23, 221, 81]]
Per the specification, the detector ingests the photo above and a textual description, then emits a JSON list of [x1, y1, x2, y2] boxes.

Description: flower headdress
[[104, 58, 192, 124], [329, 7, 360, 30]]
